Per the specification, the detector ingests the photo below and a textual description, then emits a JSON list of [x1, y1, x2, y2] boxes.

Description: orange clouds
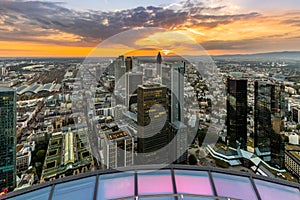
[[0, 41, 93, 57], [0, 0, 299, 57]]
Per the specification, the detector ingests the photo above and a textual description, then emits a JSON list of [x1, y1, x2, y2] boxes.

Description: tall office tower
[[171, 62, 185, 123], [102, 130, 134, 168], [125, 57, 133, 73], [125, 72, 143, 109], [162, 62, 187, 163], [156, 52, 162, 77], [0, 87, 16, 191], [254, 81, 286, 168], [226, 78, 248, 150], [137, 83, 170, 164], [114, 56, 125, 84], [114, 56, 126, 106]]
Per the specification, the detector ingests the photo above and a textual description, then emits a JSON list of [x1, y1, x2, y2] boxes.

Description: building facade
[[125, 72, 143, 109], [0, 87, 16, 191], [156, 52, 162, 77], [254, 81, 286, 168], [162, 61, 187, 164], [137, 83, 171, 164], [102, 130, 134, 168], [285, 145, 300, 181], [226, 78, 248, 150], [292, 107, 300, 123]]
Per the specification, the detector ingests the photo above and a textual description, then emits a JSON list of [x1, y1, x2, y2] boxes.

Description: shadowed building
[[137, 83, 170, 164], [156, 52, 162, 77], [114, 56, 125, 85], [226, 78, 248, 150], [254, 81, 286, 168], [125, 72, 143, 110], [125, 57, 133, 73], [0, 87, 16, 191], [162, 62, 187, 164]]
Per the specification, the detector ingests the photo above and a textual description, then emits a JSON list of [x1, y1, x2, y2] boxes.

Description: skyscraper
[[125, 72, 143, 109], [114, 56, 126, 106], [114, 55, 125, 85], [0, 87, 16, 191], [102, 130, 134, 168], [137, 83, 170, 164], [170, 62, 185, 123], [226, 78, 248, 150], [125, 57, 133, 73], [254, 81, 286, 168], [156, 52, 162, 77], [162, 62, 187, 163]]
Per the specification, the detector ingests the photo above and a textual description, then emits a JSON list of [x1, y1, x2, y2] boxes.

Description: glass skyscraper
[[254, 81, 286, 168], [226, 78, 248, 150], [0, 87, 16, 191], [162, 62, 187, 164], [137, 83, 170, 164]]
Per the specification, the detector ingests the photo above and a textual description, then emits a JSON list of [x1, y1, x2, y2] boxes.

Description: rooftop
[[2, 165, 299, 200], [41, 128, 93, 181], [0, 86, 14, 92]]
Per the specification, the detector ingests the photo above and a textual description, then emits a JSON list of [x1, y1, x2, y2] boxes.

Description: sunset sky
[[0, 0, 300, 57]]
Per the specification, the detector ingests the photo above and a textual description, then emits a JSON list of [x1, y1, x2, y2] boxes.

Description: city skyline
[[0, 50, 300, 196], [0, 0, 299, 56]]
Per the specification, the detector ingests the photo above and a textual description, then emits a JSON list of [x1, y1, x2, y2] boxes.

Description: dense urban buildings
[[1, 51, 300, 196], [0, 87, 16, 191]]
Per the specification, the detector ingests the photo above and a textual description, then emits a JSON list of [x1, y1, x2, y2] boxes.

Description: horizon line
[[0, 50, 300, 59]]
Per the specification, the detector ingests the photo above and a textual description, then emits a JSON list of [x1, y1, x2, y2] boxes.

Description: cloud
[[0, 0, 261, 46], [201, 35, 300, 53], [282, 19, 300, 26]]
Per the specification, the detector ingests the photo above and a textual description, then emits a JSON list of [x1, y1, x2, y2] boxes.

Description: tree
[[215, 158, 229, 168], [189, 154, 198, 165], [197, 128, 208, 146], [296, 124, 300, 132], [36, 149, 46, 161]]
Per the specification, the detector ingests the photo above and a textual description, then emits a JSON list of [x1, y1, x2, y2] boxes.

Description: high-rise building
[[226, 78, 248, 150], [114, 56, 126, 106], [125, 72, 143, 109], [125, 57, 133, 73], [170, 121, 188, 164], [114, 56, 125, 84], [101, 129, 134, 168], [170, 62, 185, 123], [254, 81, 286, 168], [162, 62, 187, 163], [156, 52, 162, 77], [137, 83, 170, 164], [0, 87, 16, 191], [292, 107, 300, 123]]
